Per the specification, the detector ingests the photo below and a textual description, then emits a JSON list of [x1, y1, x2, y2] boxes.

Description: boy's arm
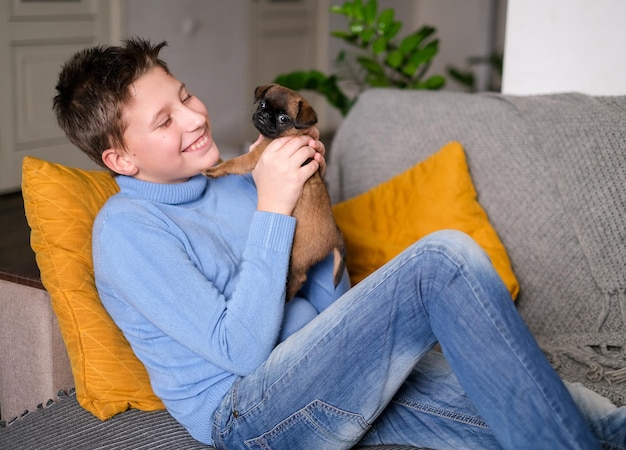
[[93, 208, 294, 376]]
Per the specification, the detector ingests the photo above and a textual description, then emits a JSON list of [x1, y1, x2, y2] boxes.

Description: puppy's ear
[[254, 84, 276, 104], [294, 100, 318, 129]]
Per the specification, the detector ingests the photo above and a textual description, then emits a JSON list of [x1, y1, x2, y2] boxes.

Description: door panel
[[0, 0, 122, 193]]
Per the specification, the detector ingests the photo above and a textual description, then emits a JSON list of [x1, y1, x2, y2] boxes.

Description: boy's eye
[[183, 92, 193, 102], [158, 117, 171, 128]]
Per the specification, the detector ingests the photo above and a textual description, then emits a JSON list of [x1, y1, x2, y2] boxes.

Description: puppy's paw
[[203, 166, 225, 178]]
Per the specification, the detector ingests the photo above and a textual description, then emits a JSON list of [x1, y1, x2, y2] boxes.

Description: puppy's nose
[[253, 110, 268, 123]]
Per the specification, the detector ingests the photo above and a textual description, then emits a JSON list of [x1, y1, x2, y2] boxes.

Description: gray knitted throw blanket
[[508, 93, 626, 405]]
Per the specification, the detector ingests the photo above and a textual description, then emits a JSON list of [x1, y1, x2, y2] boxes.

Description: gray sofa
[[1, 89, 625, 448]]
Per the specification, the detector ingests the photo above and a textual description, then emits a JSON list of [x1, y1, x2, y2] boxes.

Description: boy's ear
[[101, 148, 139, 176]]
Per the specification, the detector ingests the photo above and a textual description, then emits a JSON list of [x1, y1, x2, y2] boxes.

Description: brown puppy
[[203, 84, 345, 301]]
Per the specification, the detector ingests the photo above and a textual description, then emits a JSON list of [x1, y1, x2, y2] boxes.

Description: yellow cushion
[[21, 156, 164, 420], [332, 142, 519, 299]]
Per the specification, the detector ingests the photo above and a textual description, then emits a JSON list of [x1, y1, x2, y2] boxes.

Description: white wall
[[503, 0, 626, 95]]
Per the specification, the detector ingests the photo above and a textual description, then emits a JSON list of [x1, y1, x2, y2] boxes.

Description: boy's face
[[104, 66, 220, 184]]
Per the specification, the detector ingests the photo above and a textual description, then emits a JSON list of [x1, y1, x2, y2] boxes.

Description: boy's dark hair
[[53, 37, 169, 169]]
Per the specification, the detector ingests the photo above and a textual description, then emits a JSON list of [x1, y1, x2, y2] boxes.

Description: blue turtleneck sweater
[[92, 173, 349, 444]]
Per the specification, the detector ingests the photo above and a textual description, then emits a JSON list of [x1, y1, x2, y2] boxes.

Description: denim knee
[[414, 230, 489, 267], [406, 229, 507, 315]]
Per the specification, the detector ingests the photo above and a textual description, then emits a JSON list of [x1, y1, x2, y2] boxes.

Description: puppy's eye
[[260, 100, 267, 108], [278, 114, 290, 124]]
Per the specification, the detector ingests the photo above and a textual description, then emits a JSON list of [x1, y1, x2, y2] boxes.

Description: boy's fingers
[[307, 126, 320, 141]]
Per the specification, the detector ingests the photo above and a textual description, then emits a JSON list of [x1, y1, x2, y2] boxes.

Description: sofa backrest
[[326, 89, 626, 339]]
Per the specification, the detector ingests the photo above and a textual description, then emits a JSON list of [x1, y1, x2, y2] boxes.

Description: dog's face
[[252, 84, 317, 139]]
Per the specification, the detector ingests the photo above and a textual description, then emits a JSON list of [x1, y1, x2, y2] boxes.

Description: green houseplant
[[274, 0, 446, 116]]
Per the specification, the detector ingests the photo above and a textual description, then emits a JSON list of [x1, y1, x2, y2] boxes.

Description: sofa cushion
[[21, 156, 164, 420], [332, 142, 518, 298]]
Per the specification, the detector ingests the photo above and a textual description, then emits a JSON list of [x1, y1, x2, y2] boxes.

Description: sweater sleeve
[[93, 205, 295, 376], [299, 252, 351, 313]]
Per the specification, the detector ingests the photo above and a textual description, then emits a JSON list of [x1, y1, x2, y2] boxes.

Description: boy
[[53, 38, 622, 449]]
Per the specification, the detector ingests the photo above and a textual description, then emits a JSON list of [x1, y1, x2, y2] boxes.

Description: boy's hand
[[249, 126, 325, 174], [255, 127, 325, 174], [253, 133, 325, 216], [306, 126, 326, 176]]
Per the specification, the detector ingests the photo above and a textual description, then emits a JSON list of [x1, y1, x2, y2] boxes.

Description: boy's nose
[[184, 106, 206, 130]]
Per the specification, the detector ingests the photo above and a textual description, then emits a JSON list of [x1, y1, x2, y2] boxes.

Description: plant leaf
[[420, 74, 446, 90], [357, 56, 385, 77], [343, 2, 354, 18], [401, 63, 416, 78], [377, 8, 394, 32], [353, 0, 365, 21], [372, 37, 387, 55], [446, 67, 474, 88], [273, 70, 324, 91], [330, 5, 346, 15], [361, 28, 375, 45], [399, 33, 422, 55], [331, 31, 353, 40], [385, 49, 403, 68], [364, 0, 377, 26], [350, 22, 365, 34], [415, 25, 436, 41], [384, 21, 402, 41], [404, 40, 439, 76], [366, 74, 391, 87]]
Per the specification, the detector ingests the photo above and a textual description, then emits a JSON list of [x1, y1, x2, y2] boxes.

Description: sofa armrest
[[0, 275, 74, 421]]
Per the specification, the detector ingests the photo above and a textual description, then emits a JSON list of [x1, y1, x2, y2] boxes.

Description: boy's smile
[[184, 132, 210, 153], [102, 66, 220, 183]]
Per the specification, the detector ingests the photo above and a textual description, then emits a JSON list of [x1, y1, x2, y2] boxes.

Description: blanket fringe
[[541, 340, 626, 386], [596, 290, 626, 332]]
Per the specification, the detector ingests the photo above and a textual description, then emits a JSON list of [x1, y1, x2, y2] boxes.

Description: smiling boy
[[101, 66, 219, 184], [52, 38, 624, 449]]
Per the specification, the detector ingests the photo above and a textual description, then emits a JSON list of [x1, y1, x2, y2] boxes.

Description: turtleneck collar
[[115, 174, 208, 205]]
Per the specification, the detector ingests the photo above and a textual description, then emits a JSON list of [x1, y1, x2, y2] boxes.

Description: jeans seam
[[243, 400, 370, 448], [393, 394, 489, 429]]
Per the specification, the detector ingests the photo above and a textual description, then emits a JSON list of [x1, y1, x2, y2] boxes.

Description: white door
[[0, 0, 123, 193]]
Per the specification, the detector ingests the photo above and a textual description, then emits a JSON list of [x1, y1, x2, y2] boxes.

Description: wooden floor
[[0, 191, 39, 279]]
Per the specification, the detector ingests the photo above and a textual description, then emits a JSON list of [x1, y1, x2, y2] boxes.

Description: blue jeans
[[565, 381, 626, 450], [211, 230, 613, 449]]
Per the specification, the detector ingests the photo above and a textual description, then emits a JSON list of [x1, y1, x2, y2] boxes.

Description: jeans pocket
[[244, 400, 369, 450]]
